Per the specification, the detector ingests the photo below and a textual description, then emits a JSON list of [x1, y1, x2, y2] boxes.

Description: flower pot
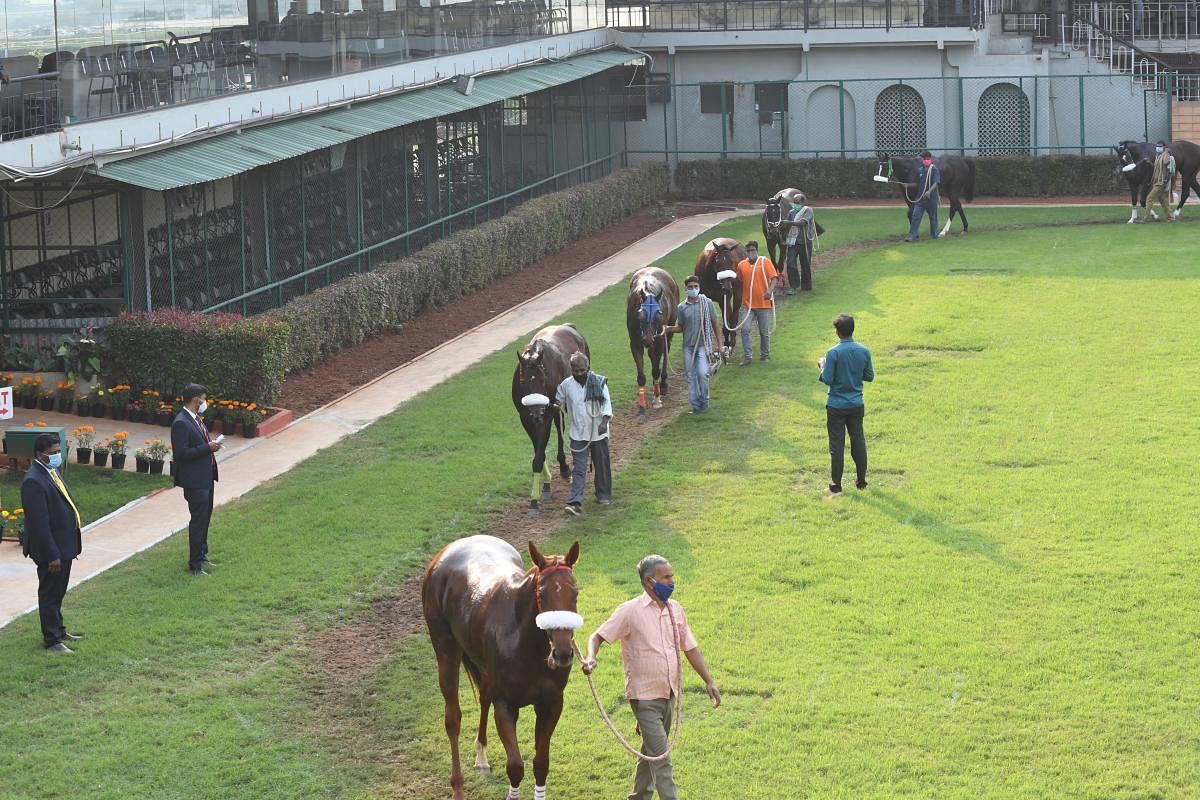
[[76, 402, 91, 416], [209, 419, 223, 436], [148, 459, 165, 475], [76, 447, 92, 465], [22, 395, 37, 409], [135, 456, 150, 474], [93, 404, 107, 418], [242, 422, 258, 438], [157, 410, 172, 427], [93, 450, 109, 467], [127, 408, 143, 424], [231, 423, 244, 437], [111, 406, 126, 421], [110, 453, 126, 470], [38, 396, 54, 412], [55, 397, 72, 414]]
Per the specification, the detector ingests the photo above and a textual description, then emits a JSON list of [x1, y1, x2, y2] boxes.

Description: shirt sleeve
[[673, 603, 700, 651], [594, 603, 630, 644], [708, 298, 721, 325], [601, 382, 613, 418], [555, 379, 567, 405], [819, 348, 836, 385], [862, 347, 875, 382]]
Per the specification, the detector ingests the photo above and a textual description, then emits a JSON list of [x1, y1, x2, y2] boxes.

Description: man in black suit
[[22, 433, 84, 653], [171, 383, 222, 576]]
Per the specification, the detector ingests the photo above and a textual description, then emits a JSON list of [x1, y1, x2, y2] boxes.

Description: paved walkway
[[0, 210, 740, 629]]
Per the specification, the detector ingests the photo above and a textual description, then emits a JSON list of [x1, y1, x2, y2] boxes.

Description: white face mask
[[686, 287, 700, 299], [198, 399, 208, 415]]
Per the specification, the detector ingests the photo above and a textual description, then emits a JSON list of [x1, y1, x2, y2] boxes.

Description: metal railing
[[0, 73, 61, 140], [1073, 0, 1199, 43], [605, 0, 982, 30]]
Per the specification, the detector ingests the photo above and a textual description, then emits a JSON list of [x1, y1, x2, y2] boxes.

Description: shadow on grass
[[856, 488, 1019, 569]]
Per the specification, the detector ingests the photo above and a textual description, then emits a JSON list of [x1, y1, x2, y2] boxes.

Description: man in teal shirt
[[817, 314, 874, 495]]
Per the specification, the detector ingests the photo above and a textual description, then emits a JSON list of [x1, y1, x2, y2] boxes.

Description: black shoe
[[46, 642, 74, 654], [597, 498, 612, 506], [828, 484, 843, 495], [738, 358, 752, 366], [61, 632, 84, 641], [564, 503, 581, 516], [202, 558, 218, 567], [856, 481, 868, 490], [760, 354, 770, 362], [190, 568, 210, 576]]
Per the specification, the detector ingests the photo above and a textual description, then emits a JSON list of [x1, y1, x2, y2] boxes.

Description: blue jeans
[[684, 345, 710, 412], [741, 308, 771, 359], [907, 200, 939, 240]]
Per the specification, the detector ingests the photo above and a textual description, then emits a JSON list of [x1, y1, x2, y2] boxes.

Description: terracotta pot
[[110, 453, 126, 470], [76, 447, 92, 465], [93, 450, 109, 467], [148, 459, 165, 475], [135, 456, 150, 474]]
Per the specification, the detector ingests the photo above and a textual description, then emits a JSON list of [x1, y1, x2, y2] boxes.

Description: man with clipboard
[[171, 383, 223, 576]]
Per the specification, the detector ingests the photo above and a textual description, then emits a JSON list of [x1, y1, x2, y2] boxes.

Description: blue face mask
[[686, 287, 700, 299], [651, 580, 674, 602], [46, 452, 62, 470], [1156, 146, 1164, 154]]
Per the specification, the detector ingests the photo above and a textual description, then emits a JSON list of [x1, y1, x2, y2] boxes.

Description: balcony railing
[[606, 0, 982, 30], [1, 74, 61, 140], [1073, 0, 1200, 43]]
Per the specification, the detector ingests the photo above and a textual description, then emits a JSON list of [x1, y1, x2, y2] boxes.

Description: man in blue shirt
[[818, 314, 874, 495], [904, 151, 941, 243]]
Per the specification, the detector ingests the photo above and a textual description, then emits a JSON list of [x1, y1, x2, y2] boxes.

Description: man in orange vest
[[734, 240, 779, 366]]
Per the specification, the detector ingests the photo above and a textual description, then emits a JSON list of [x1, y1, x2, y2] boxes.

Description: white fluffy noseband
[[1121, 162, 1138, 173], [521, 393, 551, 407], [536, 610, 584, 631], [872, 174, 890, 183], [716, 269, 737, 282]]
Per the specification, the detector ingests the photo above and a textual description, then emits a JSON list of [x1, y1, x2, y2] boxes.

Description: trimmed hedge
[[104, 310, 291, 405], [671, 155, 1125, 201], [274, 163, 669, 373]]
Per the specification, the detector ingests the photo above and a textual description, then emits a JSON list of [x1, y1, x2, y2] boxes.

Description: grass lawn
[[0, 464, 171, 526], [2, 204, 1197, 800]]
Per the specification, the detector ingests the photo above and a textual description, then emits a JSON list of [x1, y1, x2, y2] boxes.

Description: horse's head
[[517, 340, 553, 423], [1115, 140, 1150, 175], [636, 290, 665, 347], [530, 540, 581, 670], [764, 196, 783, 227]]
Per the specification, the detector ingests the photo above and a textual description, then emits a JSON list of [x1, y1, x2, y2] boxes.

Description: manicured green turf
[[0, 464, 171, 526], [3, 205, 1196, 800]]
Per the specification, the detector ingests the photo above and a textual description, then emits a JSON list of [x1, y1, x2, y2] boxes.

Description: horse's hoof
[[474, 765, 492, 775], [528, 501, 540, 517], [651, 398, 663, 410], [637, 409, 648, 422], [541, 486, 552, 498]]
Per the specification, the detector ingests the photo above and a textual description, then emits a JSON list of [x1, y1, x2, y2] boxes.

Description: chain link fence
[[621, 73, 1174, 161]]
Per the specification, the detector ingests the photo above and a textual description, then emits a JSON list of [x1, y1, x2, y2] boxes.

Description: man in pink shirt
[[581, 555, 721, 800]]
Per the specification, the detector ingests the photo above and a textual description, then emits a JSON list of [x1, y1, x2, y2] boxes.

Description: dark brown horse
[[761, 188, 825, 271], [694, 238, 746, 353], [423, 535, 582, 800], [513, 323, 588, 516], [626, 267, 678, 420], [1116, 139, 1200, 222], [878, 153, 976, 235]]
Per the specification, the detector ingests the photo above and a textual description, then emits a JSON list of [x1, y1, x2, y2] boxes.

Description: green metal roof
[[94, 48, 638, 191]]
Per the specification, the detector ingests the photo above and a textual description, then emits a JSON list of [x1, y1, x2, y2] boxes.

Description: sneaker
[[564, 503, 581, 516], [856, 481, 868, 490], [61, 632, 84, 641], [46, 642, 74, 654], [190, 568, 210, 576], [904, 238, 917, 243], [597, 498, 612, 506], [785, 289, 796, 296], [760, 354, 770, 362], [738, 358, 752, 366]]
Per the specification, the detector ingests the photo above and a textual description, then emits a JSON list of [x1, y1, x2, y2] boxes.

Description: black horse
[[761, 189, 826, 291], [1115, 139, 1200, 222], [626, 267, 678, 420], [512, 324, 588, 516], [878, 153, 976, 235]]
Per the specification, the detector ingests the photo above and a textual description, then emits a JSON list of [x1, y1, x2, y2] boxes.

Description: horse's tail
[[963, 159, 977, 203], [461, 652, 484, 696]]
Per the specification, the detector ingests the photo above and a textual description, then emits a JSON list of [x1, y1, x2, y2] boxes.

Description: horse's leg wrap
[[637, 386, 647, 409], [475, 740, 490, 771], [506, 786, 520, 800], [652, 380, 663, 409], [1127, 205, 1138, 224], [533, 786, 546, 800], [940, 218, 952, 237]]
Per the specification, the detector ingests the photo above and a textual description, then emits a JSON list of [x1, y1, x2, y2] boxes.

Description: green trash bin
[[4, 426, 71, 472]]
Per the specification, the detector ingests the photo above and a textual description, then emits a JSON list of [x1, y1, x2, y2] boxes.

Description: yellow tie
[[49, 469, 82, 529]]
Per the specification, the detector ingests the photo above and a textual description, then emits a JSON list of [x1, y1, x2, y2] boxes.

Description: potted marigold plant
[[0, 507, 25, 544], [134, 446, 150, 474], [89, 385, 108, 418], [93, 437, 110, 468], [19, 376, 40, 409], [38, 385, 55, 412], [54, 381, 75, 414], [71, 425, 96, 464], [107, 385, 132, 421], [242, 403, 268, 438], [109, 431, 129, 470], [145, 438, 170, 475], [205, 399, 225, 436], [156, 400, 174, 427]]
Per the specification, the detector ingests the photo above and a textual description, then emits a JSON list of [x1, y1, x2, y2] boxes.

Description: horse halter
[[534, 561, 584, 631]]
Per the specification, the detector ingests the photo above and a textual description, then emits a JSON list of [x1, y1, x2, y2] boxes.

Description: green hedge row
[[274, 163, 669, 373], [671, 155, 1125, 200], [104, 310, 291, 405]]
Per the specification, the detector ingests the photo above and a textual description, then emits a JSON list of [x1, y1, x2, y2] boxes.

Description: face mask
[[922, 159, 932, 167], [686, 287, 700, 299], [1156, 146, 1164, 154], [792, 203, 803, 211], [651, 580, 674, 602], [46, 452, 63, 470], [747, 252, 758, 262], [198, 400, 208, 414], [573, 374, 587, 385]]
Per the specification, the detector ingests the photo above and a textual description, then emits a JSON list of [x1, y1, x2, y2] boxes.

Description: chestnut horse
[[423, 536, 582, 800], [626, 267, 678, 420], [694, 238, 746, 353], [513, 323, 589, 516]]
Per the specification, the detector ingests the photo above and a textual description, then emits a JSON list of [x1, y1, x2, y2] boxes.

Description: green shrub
[[670, 155, 1123, 200], [275, 163, 669, 373], [104, 310, 291, 405]]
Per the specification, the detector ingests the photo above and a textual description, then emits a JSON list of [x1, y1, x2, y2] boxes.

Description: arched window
[[806, 85, 857, 155], [978, 83, 1031, 155], [874, 84, 926, 155]]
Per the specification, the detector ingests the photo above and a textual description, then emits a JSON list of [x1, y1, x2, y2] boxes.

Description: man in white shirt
[[555, 351, 612, 516]]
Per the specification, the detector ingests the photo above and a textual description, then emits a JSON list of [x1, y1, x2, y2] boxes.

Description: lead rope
[[571, 602, 684, 762], [722, 260, 777, 337]]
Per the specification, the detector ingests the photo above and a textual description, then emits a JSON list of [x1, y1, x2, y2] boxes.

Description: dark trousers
[[785, 240, 813, 290], [184, 486, 213, 570], [826, 405, 867, 490], [567, 438, 612, 505], [37, 558, 73, 647]]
